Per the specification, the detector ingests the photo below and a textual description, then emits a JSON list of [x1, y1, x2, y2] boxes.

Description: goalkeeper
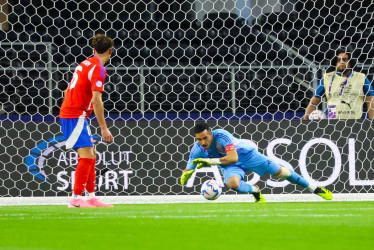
[[181, 122, 333, 203]]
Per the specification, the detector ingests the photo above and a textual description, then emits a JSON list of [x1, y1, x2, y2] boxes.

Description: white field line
[[1, 207, 374, 218], [0, 213, 358, 220], [2, 194, 374, 206], [1, 207, 373, 220]]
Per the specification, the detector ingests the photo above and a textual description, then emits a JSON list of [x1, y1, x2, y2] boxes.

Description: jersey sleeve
[[186, 144, 204, 170], [313, 79, 325, 98], [90, 64, 106, 93], [215, 130, 235, 151], [363, 77, 374, 96]]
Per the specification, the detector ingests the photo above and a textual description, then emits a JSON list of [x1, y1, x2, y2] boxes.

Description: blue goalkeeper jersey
[[186, 129, 256, 170]]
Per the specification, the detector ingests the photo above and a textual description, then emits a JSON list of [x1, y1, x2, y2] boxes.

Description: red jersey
[[60, 56, 106, 118]]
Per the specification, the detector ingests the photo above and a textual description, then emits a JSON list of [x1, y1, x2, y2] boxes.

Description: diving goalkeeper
[[181, 122, 333, 203]]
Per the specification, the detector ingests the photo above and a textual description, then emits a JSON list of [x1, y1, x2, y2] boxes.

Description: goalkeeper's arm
[[217, 150, 238, 165], [181, 151, 238, 186], [192, 150, 239, 167]]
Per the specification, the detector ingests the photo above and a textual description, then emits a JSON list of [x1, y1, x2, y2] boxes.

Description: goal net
[[1, 0, 374, 204]]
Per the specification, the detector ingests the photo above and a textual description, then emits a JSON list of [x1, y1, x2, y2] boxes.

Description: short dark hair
[[92, 34, 114, 54], [193, 122, 210, 134], [332, 48, 356, 69]]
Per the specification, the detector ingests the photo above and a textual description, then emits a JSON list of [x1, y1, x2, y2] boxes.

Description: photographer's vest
[[323, 71, 366, 119]]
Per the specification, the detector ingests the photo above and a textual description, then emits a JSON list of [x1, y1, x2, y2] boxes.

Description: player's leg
[[60, 117, 95, 207], [224, 167, 265, 203], [85, 145, 97, 198], [243, 151, 332, 200], [273, 167, 332, 200], [75, 146, 96, 198], [272, 166, 309, 188], [226, 176, 258, 193], [68, 146, 96, 207], [227, 176, 266, 204], [85, 146, 113, 207]]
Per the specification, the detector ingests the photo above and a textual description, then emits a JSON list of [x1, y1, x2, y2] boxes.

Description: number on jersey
[[69, 65, 83, 90]]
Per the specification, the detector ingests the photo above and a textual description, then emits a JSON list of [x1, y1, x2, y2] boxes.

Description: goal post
[[1, 0, 374, 205]]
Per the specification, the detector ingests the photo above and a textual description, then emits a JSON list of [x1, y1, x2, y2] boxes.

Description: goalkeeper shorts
[[60, 117, 93, 149], [221, 151, 281, 183]]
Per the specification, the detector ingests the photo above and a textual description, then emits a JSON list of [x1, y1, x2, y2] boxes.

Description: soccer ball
[[309, 110, 327, 120], [201, 179, 222, 200]]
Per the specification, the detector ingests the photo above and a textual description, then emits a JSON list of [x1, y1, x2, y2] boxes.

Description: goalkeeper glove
[[180, 169, 195, 186], [192, 158, 221, 168]]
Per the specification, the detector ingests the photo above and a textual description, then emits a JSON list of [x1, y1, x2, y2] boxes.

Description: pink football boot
[[68, 198, 95, 208], [86, 197, 113, 207]]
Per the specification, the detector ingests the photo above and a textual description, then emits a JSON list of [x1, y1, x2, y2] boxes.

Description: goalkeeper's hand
[[192, 158, 211, 169], [180, 169, 195, 186]]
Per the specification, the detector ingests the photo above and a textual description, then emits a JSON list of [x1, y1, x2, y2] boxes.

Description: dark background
[[1, 0, 373, 116]]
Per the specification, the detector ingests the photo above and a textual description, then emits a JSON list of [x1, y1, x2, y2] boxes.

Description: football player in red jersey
[[60, 34, 114, 208]]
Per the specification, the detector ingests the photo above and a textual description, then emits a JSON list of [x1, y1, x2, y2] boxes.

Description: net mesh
[[0, 0, 374, 198]]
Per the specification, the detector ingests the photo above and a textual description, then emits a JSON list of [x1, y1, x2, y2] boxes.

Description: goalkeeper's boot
[[252, 185, 266, 204], [314, 187, 333, 200], [87, 197, 113, 207], [68, 198, 95, 208]]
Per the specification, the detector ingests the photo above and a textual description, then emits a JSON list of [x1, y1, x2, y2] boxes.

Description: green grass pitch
[[1, 201, 374, 250]]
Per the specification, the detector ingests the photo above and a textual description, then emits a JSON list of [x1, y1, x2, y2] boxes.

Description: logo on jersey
[[225, 144, 236, 152], [96, 80, 103, 88]]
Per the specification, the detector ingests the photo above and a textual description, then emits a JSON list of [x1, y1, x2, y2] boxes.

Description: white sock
[[306, 185, 317, 193], [88, 192, 96, 198], [251, 185, 260, 193], [73, 194, 82, 199]]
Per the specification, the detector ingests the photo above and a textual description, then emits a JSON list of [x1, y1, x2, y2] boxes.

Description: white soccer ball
[[309, 110, 327, 120], [201, 179, 222, 200]]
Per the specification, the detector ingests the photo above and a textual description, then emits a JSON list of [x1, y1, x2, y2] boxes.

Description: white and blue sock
[[286, 170, 309, 188], [236, 181, 260, 193], [73, 194, 82, 199]]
